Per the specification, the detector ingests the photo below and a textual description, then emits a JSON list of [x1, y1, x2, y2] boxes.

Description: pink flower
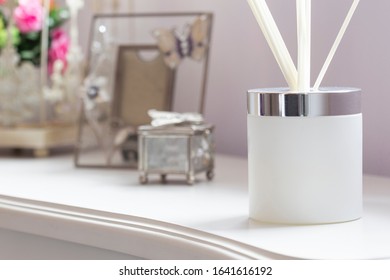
[[48, 28, 69, 74], [0, 0, 7, 5], [13, 0, 44, 33]]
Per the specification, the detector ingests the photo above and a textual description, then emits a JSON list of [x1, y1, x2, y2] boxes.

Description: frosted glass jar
[[247, 88, 362, 224]]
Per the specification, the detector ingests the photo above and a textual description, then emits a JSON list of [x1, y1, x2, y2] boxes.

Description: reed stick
[[313, 0, 360, 90], [248, 0, 298, 90], [297, 0, 311, 92]]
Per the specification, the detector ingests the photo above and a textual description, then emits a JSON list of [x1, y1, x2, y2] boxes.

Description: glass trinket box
[[138, 123, 215, 185]]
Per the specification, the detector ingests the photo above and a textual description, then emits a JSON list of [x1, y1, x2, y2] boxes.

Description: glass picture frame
[[74, 12, 213, 168]]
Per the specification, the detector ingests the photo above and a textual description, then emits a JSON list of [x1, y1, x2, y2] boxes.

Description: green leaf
[[20, 50, 35, 59], [49, 8, 70, 29], [0, 27, 21, 48], [0, 30, 7, 48], [24, 32, 41, 40]]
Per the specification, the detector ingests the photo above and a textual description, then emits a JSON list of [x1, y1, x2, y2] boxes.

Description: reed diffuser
[[247, 0, 362, 224]]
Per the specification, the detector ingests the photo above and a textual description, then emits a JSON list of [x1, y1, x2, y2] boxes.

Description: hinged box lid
[[138, 123, 214, 136]]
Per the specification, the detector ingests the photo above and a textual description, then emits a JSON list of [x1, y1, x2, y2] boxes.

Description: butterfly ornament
[[153, 15, 210, 69]]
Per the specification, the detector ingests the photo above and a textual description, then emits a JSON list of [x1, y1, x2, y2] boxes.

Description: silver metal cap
[[247, 87, 361, 117]]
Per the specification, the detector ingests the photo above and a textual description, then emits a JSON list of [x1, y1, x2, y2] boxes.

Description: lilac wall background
[[80, 0, 390, 177]]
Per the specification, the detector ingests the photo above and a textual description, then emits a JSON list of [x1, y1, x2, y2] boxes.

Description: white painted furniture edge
[[0, 195, 290, 260]]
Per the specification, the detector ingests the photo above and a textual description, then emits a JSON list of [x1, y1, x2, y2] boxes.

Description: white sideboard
[[0, 152, 389, 259]]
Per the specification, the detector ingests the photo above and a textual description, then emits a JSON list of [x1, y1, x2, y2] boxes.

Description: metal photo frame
[[74, 12, 213, 169]]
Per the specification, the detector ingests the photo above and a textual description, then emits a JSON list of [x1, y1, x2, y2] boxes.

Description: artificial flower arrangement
[[0, 0, 70, 73], [0, 0, 84, 140]]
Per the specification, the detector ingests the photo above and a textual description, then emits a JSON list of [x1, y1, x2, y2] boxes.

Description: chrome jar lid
[[247, 87, 361, 117]]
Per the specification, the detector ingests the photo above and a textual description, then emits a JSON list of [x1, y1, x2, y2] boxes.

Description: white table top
[[1, 152, 390, 259]]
